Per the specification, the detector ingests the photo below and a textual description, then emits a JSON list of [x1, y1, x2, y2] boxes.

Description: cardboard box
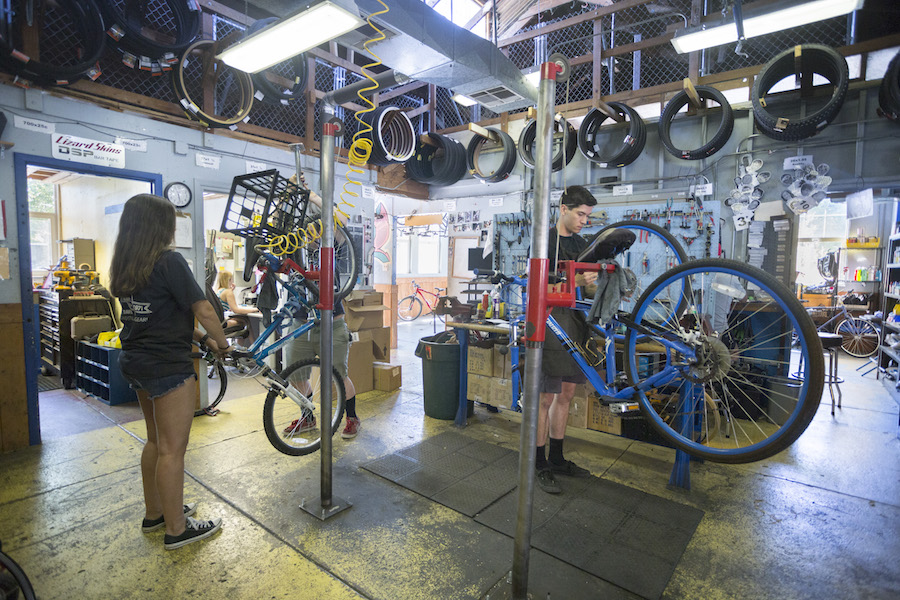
[[344, 303, 388, 331], [466, 373, 491, 403], [588, 397, 621, 435], [492, 346, 512, 379], [373, 362, 402, 391], [363, 291, 384, 306], [489, 378, 513, 409], [567, 396, 590, 429], [467, 344, 494, 376], [354, 327, 390, 360], [348, 341, 374, 394]]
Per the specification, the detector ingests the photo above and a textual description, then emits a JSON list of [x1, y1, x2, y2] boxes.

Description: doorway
[[14, 153, 161, 445]]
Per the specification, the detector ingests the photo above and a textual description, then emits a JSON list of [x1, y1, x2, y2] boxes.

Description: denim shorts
[[124, 372, 197, 400]]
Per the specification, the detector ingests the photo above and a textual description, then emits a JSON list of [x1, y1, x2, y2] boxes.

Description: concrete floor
[[2, 317, 899, 599]]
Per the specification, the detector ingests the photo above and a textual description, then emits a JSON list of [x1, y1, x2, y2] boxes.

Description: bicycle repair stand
[[296, 125, 350, 521], [667, 383, 704, 491]]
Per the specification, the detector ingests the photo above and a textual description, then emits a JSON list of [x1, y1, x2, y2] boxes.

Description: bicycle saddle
[[577, 228, 636, 262]]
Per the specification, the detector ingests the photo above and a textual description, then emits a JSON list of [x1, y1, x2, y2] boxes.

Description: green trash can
[[415, 333, 474, 420]]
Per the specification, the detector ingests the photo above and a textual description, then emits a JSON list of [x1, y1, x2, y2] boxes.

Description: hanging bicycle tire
[[466, 127, 517, 183], [357, 106, 417, 166], [172, 39, 254, 129], [517, 115, 578, 172], [245, 17, 308, 106], [294, 215, 361, 305], [405, 132, 467, 186], [658, 85, 734, 160], [195, 355, 227, 417], [594, 220, 689, 317], [262, 358, 346, 456], [878, 49, 900, 122], [624, 259, 824, 464], [0, 0, 106, 86], [577, 102, 646, 167], [752, 44, 849, 142], [100, 0, 201, 69]]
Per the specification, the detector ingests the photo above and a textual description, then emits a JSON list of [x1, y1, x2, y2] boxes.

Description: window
[[395, 224, 447, 276], [795, 199, 846, 287], [28, 179, 58, 273]]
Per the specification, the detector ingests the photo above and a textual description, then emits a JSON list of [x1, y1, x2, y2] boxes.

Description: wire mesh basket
[[220, 170, 310, 240]]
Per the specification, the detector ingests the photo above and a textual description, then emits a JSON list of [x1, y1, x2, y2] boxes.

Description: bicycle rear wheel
[[835, 317, 879, 357], [262, 358, 346, 456], [296, 218, 361, 305], [624, 259, 824, 463], [597, 220, 689, 316], [0, 542, 37, 600], [195, 357, 228, 417], [398, 295, 423, 321]]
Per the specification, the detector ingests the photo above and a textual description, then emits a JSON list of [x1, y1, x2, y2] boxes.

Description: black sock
[[549, 438, 565, 465], [345, 396, 357, 419], [535, 445, 547, 468]]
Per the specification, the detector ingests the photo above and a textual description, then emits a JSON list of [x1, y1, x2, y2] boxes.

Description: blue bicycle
[[484, 250, 824, 463]]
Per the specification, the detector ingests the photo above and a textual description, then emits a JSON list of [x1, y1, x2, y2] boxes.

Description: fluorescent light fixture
[[452, 93, 478, 106], [218, 0, 364, 73], [671, 0, 865, 54]]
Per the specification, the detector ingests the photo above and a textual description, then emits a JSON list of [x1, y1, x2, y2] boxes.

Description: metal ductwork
[[236, 0, 538, 112]]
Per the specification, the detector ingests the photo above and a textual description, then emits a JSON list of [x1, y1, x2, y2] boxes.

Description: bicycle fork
[[261, 366, 316, 413]]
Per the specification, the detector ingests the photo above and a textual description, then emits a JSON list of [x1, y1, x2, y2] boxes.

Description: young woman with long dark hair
[[110, 193, 231, 550]]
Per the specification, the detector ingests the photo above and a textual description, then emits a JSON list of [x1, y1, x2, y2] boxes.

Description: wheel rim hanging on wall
[[172, 39, 254, 129]]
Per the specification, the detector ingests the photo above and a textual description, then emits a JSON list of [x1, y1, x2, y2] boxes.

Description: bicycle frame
[[413, 284, 441, 311]]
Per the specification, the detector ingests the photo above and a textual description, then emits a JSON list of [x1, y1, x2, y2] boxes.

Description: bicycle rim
[[0, 546, 37, 600], [195, 357, 227, 417], [262, 358, 346, 456], [398, 296, 422, 321], [625, 259, 824, 463], [597, 220, 689, 316], [836, 318, 879, 357], [297, 219, 360, 305]]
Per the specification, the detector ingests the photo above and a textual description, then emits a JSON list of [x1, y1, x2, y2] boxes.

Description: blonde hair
[[217, 271, 234, 289]]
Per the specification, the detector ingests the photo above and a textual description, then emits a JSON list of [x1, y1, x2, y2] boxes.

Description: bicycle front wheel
[[297, 218, 361, 304], [597, 220, 689, 316], [624, 259, 824, 464], [398, 296, 423, 321], [835, 317, 879, 357], [262, 358, 346, 456]]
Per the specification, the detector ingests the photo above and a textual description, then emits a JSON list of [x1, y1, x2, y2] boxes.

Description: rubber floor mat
[[363, 430, 704, 599], [38, 375, 63, 392]]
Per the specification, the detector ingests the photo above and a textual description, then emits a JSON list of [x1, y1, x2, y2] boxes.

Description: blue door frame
[[14, 153, 162, 445]]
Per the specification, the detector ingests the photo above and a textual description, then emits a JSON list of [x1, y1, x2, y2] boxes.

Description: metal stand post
[[487, 58, 563, 600], [298, 125, 350, 520], [667, 382, 703, 491]]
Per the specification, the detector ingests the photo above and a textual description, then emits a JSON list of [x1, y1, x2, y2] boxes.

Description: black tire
[[245, 18, 308, 105], [406, 133, 467, 186], [99, 0, 201, 62], [195, 358, 228, 417], [263, 358, 346, 456], [752, 44, 849, 141], [878, 49, 900, 122], [398, 295, 423, 321], [0, 542, 37, 600], [625, 259, 824, 463], [466, 128, 517, 183], [658, 85, 734, 160], [577, 102, 646, 167], [517, 116, 578, 171], [358, 106, 416, 166], [0, 0, 106, 86], [295, 219, 360, 305]]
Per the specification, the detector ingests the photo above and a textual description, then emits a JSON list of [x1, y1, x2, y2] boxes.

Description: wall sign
[[612, 184, 633, 196], [51, 134, 125, 168], [245, 160, 266, 172], [115, 137, 148, 152], [14, 115, 54, 134], [195, 153, 221, 169], [782, 155, 813, 171]]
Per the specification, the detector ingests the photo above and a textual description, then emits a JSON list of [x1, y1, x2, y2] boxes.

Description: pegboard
[[492, 199, 722, 280]]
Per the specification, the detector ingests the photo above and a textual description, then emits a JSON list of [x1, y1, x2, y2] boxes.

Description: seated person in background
[[216, 271, 260, 341]]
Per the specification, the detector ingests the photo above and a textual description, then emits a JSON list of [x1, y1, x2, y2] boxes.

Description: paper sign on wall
[[195, 153, 221, 169], [489, 197, 504, 207], [14, 115, 54, 134], [51, 134, 125, 168], [361, 185, 375, 199], [783, 155, 813, 171], [612, 184, 633, 196], [246, 160, 267, 172], [691, 183, 713, 196], [443, 200, 457, 211], [116, 137, 148, 152]]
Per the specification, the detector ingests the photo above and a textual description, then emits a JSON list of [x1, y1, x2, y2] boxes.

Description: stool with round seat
[[818, 332, 843, 415]]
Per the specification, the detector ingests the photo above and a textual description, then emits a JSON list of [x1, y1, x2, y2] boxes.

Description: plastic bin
[[415, 333, 474, 420]]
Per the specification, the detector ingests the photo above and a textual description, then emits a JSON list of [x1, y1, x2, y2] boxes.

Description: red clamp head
[[540, 61, 562, 81]]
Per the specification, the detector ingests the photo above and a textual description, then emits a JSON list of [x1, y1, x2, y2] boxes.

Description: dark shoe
[[164, 516, 223, 550], [142, 503, 197, 533], [536, 469, 561, 494], [549, 459, 591, 477]]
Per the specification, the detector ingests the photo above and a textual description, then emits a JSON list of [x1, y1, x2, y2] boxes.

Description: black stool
[[819, 332, 843, 415]]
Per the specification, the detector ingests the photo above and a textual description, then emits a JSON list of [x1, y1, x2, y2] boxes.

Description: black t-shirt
[[548, 227, 588, 267], [118, 250, 206, 378], [543, 228, 589, 378]]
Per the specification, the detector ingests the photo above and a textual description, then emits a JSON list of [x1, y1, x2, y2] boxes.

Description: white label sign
[[361, 185, 375, 199], [691, 183, 713, 196], [612, 184, 633, 196], [51, 134, 125, 168], [783, 155, 814, 171], [245, 160, 267, 172], [195, 153, 221, 170], [115, 137, 147, 152], [443, 200, 457, 211], [489, 197, 504, 207], [14, 115, 54, 134], [732, 210, 753, 231]]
